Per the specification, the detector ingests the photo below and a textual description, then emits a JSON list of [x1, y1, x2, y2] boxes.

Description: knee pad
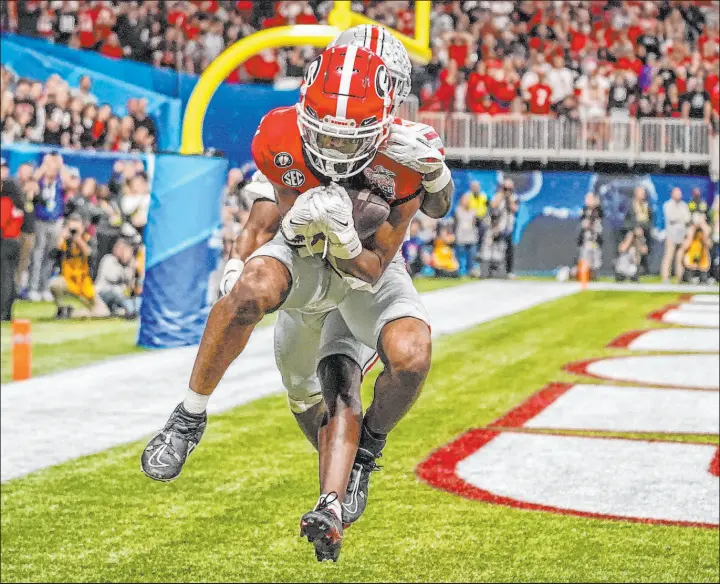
[[285, 374, 323, 414]]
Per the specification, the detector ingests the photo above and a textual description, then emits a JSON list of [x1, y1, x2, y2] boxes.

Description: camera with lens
[[64, 196, 105, 226]]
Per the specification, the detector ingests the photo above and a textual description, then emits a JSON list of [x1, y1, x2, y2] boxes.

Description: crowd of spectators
[[401, 178, 520, 279], [656, 185, 718, 283], [2, 1, 717, 124], [1, 65, 158, 153], [564, 183, 719, 284], [0, 152, 148, 320], [420, 1, 719, 128]]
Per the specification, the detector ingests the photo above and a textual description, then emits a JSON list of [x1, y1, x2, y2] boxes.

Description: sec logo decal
[[274, 152, 293, 168], [282, 170, 305, 187]]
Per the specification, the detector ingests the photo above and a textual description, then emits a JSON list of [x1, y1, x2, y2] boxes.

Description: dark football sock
[[359, 419, 387, 456]]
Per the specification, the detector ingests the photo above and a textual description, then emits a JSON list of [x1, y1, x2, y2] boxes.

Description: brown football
[[350, 188, 391, 240]]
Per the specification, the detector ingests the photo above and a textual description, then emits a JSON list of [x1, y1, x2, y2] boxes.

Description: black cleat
[[341, 447, 382, 526], [141, 403, 206, 482], [300, 493, 343, 562]]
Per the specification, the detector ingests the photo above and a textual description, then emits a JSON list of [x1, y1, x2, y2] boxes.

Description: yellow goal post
[[179, 0, 432, 155]]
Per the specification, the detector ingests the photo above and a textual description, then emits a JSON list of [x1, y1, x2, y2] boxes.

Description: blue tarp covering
[[138, 153, 228, 348]]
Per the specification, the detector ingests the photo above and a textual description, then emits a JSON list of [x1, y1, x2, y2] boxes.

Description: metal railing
[[398, 97, 718, 178]]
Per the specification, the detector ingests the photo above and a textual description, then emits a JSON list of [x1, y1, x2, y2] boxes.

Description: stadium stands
[[1, 1, 717, 121]]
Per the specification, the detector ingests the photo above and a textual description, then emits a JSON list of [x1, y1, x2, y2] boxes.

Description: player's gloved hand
[[309, 183, 362, 260], [379, 123, 444, 176], [219, 258, 244, 297], [280, 189, 324, 244]]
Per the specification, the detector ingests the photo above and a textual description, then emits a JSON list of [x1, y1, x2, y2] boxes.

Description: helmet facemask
[[297, 94, 391, 180]]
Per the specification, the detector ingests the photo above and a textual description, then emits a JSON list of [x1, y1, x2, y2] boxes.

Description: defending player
[[141, 34, 453, 562]]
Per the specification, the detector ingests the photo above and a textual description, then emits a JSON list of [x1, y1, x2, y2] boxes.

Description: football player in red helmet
[[142, 43, 451, 563], [296, 45, 394, 181]]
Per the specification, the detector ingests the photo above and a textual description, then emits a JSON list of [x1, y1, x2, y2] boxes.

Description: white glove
[[309, 183, 362, 260], [280, 189, 324, 244], [219, 258, 244, 297], [379, 123, 444, 176]]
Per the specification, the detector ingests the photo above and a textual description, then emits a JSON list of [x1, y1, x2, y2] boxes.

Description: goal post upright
[[180, 1, 433, 155]]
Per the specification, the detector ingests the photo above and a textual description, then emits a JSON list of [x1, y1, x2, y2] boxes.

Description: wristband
[[422, 164, 451, 193]]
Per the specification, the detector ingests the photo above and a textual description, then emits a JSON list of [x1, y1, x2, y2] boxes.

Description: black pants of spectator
[[502, 233, 515, 275], [95, 229, 120, 276], [1, 238, 21, 321]]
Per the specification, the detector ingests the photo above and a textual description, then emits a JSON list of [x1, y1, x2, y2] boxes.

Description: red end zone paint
[[647, 304, 682, 322], [490, 383, 573, 428], [415, 428, 719, 529], [711, 448, 720, 478], [607, 330, 647, 349]]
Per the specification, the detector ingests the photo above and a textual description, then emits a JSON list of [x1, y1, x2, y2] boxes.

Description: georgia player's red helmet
[[296, 45, 393, 180]]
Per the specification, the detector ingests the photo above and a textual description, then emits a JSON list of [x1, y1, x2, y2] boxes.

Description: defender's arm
[[419, 165, 454, 219]]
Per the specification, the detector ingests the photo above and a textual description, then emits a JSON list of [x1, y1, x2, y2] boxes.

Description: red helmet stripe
[[335, 45, 358, 119]]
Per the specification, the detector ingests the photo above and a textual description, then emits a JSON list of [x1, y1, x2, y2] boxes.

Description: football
[[350, 188, 391, 240]]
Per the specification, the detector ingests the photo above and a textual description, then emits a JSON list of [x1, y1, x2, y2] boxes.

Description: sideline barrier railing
[[409, 110, 716, 177]]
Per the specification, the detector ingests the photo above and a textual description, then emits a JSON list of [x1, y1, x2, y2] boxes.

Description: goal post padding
[[138, 153, 228, 348]]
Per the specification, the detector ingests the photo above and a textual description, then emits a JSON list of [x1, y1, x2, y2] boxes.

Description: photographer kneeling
[[49, 213, 109, 319], [95, 238, 138, 318]]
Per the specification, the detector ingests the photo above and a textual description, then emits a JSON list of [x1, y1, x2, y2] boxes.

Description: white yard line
[[1, 281, 576, 482]]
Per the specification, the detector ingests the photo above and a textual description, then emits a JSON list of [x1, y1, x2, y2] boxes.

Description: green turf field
[[0, 277, 468, 383], [2, 290, 717, 582]]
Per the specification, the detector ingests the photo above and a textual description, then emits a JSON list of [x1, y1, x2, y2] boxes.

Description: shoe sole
[[300, 518, 342, 562], [140, 458, 180, 482]]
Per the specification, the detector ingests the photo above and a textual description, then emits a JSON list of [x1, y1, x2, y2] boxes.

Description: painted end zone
[[416, 429, 719, 528], [648, 305, 720, 328], [564, 355, 720, 390], [491, 383, 573, 428], [607, 328, 720, 353], [490, 382, 719, 435], [607, 330, 647, 349], [679, 294, 720, 305]]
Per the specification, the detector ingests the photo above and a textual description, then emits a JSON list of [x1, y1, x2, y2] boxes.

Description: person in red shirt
[[262, 2, 287, 29], [466, 61, 491, 112], [99, 33, 124, 59], [183, 16, 201, 41], [442, 30, 474, 69], [470, 94, 503, 116], [710, 76, 720, 108], [295, 4, 318, 25], [244, 50, 280, 84], [77, 6, 97, 49], [569, 23, 591, 53], [167, 3, 188, 28], [489, 70, 517, 109], [94, 5, 115, 44], [526, 73, 553, 115], [1, 159, 25, 321]]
